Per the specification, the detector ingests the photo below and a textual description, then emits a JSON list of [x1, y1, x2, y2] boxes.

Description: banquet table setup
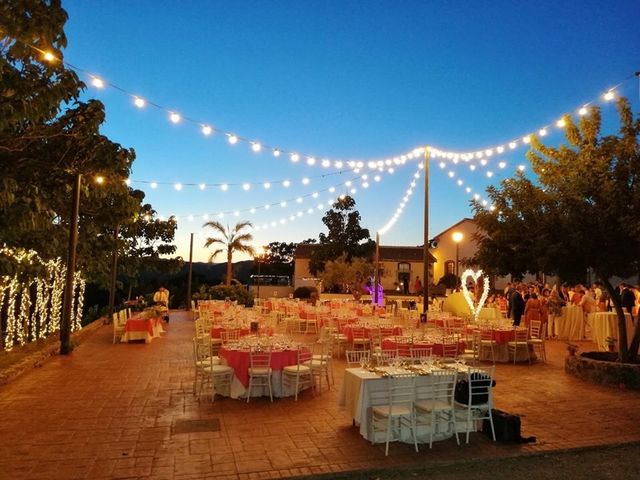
[[339, 363, 487, 448], [557, 305, 585, 341], [586, 311, 635, 351], [120, 315, 164, 343], [217, 334, 314, 399]]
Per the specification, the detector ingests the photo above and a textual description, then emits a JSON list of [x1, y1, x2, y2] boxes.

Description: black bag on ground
[[454, 373, 495, 406], [483, 409, 535, 443]]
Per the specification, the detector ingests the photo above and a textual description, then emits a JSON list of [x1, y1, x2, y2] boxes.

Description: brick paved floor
[[1, 311, 639, 480]]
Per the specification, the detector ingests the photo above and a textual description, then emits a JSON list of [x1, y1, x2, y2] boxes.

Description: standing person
[[506, 282, 517, 319], [547, 287, 563, 338], [153, 286, 170, 323], [413, 276, 423, 295], [512, 286, 526, 327], [523, 293, 543, 328]]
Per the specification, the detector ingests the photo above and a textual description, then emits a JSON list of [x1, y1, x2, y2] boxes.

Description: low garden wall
[[565, 351, 640, 390]]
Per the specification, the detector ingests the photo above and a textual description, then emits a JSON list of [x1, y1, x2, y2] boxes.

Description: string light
[[378, 167, 421, 235], [0, 249, 84, 351], [12, 33, 633, 170]]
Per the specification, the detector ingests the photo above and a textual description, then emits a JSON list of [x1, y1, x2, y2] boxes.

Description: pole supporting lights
[[452, 231, 464, 281], [254, 246, 267, 299]]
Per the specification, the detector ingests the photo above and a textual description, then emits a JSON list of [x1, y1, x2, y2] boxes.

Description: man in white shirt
[[153, 287, 170, 322]]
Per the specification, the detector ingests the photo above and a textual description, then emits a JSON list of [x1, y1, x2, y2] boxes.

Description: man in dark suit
[[512, 286, 526, 326], [620, 283, 636, 319]]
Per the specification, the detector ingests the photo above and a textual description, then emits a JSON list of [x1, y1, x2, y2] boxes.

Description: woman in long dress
[[523, 293, 543, 328]]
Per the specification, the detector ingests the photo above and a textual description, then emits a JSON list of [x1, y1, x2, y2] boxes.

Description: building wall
[[430, 219, 480, 284]]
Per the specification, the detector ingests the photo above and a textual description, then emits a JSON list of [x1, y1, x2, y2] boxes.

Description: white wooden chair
[[527, 320, 546, 362], [507, 328, 531, 364], [370, 373, 418, 456], [454, 366, 496, 443], [345, 349, 371, 367], [113, 312, 126, 344], [282, 347, 314, 400], [414, 369, 460, 448], [247, 347, 273, 403]]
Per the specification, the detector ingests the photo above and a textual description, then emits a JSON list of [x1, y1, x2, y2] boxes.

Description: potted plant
[[604, 336, 617, 353], [566, 342, 579, 356]]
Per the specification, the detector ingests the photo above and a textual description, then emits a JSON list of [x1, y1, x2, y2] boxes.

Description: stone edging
[[0, 318, 105, 387], [565, 352, 640, 390]]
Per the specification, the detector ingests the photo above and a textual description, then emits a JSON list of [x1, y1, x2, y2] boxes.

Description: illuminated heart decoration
[[461, 269, 490, 322]]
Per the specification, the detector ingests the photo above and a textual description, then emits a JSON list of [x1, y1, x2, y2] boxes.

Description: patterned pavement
[[1, 310, 639, 479]]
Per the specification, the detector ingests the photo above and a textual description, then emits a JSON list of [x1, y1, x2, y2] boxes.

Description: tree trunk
[[600, 276, 631, 362], [226, 249, 233, 285]]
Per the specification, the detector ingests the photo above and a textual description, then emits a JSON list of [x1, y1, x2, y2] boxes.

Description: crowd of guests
[[483, 281, 640, 337]]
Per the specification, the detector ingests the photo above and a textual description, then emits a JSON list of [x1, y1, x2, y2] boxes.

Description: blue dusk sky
[[61, 0, 640, 262]]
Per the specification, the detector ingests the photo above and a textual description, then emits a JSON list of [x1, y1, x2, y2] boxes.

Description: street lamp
[[452, 231, 464, 280]]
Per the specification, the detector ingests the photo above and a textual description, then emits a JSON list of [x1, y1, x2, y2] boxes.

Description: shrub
[[293, 286, 312, 299], [192, 284, 254, 307]]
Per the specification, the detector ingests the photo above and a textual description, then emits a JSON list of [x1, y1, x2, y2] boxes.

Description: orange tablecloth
[[219, 347, 305, 387]]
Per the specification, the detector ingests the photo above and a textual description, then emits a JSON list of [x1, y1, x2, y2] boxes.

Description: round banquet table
[[218, 346, 310, 399], [341, 325, 402, 343], [210, 326, 250, 339], [467, 327, 534, 362], [381, 337, 465, 357], [558, 306, 585, 341], [586, 311, 634, 351]]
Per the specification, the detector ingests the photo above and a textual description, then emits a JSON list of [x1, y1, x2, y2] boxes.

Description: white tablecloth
[[557, 306, 585, 341], [586, 312, 634, 351], [339, 367, 466, 443]]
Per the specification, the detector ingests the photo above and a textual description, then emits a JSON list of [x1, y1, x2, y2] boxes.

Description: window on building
[[445, 260, 455, 275]]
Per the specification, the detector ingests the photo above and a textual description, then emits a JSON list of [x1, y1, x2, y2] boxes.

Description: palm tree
[[203, 221, 255, 285]]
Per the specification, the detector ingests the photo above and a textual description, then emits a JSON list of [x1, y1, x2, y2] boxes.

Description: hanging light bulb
[[603, 90, 615, 101], [43, 51, 56, 62], [578, 106, 588, 116], [150, 182, 158, 189], [199, 183, 206, 190], [556, 118, 566, 128], [220, 183, 228, 191], [91, 76, 104, 88], [290, 153, 300, 162], [509, 141, 517, 149], [272, 148, 281, 157], [169, 112, 181, 123], [228, 134, 238, 144], [302, 177, 310, 185], [306, 157, 316, 165], [263, 182, 271, 189], [538, 128, 548, 136], [201, 124, 213, 135], [251, 142, 262, 152], [283, 180, 291, 187], [174, 183, 183, 191], [242, 183, 251, 191], [134, 97, 146, 108]]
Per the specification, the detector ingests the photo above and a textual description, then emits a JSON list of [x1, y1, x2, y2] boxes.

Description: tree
[[1, 1, 180, 353], [472, 98, 640, 362], [309, 196, 375, 274], [264, 241, 296, 264], [203, 221, 255, 285], [321, 254, 374, 295]]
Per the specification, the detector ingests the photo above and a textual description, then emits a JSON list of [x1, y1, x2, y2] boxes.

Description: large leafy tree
[[472, 98, 640, 362], [1, 2, 179, 300], [203, 221, 255, 285], [309, 196, 374, 274]]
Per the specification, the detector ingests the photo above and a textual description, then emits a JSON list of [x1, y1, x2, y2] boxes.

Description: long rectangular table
[[339, 367, 469, 444]]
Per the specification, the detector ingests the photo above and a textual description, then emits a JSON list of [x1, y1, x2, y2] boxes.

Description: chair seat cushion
[[527, 338, 544, 344], [372, 404, 413, 417], [204, 365, 233, 374], [248, 367, 272, 375], [196, 356, 221, 367], [283, 365, 311, 373], [415, 399, 452, 412]]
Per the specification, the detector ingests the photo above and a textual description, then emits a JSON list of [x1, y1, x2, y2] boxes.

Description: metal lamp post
[[452, 231, 464, 282]]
